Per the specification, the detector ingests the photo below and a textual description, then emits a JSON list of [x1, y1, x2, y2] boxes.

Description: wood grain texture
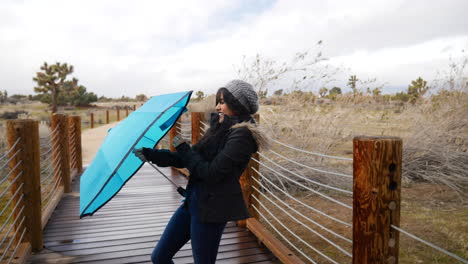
[[353, 136, 402, 264], [247, 218, 304, 264], [68, 115, 82, 174], [191, 112, 205, 145], [7, 119, 43, 251], [51, 114, 71, 193]]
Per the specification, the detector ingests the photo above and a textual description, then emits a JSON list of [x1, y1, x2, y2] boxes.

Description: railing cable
[[0, 183, 24, 217], [0, 169, 23, 200], [0, 149, 21, 174], [7, 227, 27, 264], [252, 157, 352, 210], [0, 138, 21, 163], [251, 204, 318, 264], [252, 167, 352, 227], [252, 185, 352, 256], [259, 152, 353, 194], [252, 177, 352, 244], [253, 198, 342, 264], [269, 150, 353, 179], [271, 138, 352, 161], [0, 214, 26, 262], [391, 225, 468, 264]]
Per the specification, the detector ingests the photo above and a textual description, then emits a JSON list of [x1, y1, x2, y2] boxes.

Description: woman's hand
[[172, 135, 188, 149], [133, 148, 147, 162]]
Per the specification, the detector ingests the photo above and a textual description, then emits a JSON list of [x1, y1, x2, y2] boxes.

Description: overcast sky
[[1, 0, 467, 97]]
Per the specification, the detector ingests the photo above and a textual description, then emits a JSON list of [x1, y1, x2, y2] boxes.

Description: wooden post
[[68, 116, 83, 174], [238, 114, 260, 227], [191, 112, 205, 145], [117, 108, 120, 121], [133, 105, 136, 111], [106, 110, 109, 124], [353, 136, 402, 264], [6, 119, 43, 251], [125, 106, 129, 117], [169, 119, 180, 152], [90, 112, 94, 129], [51, 114, 72, 193]]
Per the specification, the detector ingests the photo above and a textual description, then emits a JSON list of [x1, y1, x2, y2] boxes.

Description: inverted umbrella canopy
[[80, 91, 192, 217]]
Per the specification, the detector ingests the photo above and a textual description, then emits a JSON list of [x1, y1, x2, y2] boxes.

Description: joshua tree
[[407, 77, 429, 103], [33, 62, 74, 113]]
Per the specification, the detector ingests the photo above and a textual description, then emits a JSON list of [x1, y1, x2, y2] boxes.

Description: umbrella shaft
[[147, 162, 179, 188]]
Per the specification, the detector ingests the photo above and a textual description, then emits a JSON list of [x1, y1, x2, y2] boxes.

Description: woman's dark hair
[[192, 88, 251, 160], [216, 88, 249, 116]]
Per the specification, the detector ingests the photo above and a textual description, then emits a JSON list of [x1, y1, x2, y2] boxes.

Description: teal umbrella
[[80, 91, 192, 217]]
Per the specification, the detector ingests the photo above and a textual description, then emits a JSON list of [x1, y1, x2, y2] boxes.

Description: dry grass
[[191, 89, 467, 263]]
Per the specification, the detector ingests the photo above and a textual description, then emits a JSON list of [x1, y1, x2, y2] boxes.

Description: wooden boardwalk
[[27, 164, 279, 264]]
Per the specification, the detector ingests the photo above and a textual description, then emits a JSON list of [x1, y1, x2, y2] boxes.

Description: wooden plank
[[246, 218, 305, 264], [41, 186, 64, 229]]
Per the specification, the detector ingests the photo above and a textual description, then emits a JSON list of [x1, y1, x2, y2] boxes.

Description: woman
[[134, 80, 268, 264]]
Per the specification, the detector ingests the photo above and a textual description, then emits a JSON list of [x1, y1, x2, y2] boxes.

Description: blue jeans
[[151, 190, 227, 264]]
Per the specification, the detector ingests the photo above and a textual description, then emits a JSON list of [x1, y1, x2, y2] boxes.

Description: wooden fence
[[0, 111, 405, 264]]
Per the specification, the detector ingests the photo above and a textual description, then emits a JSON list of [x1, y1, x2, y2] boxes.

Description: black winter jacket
[[143, 114, 264, 223]]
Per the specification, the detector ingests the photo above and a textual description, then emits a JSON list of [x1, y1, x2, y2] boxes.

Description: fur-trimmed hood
[[231, 122, 270, 151]]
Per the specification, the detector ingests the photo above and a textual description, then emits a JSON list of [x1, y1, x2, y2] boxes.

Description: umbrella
[[80, 91, 192, 217]]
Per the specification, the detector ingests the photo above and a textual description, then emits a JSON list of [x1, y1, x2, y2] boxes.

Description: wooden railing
[[169, 112, 404, 264], [88, 105, 137, 129], [5, 110, 452, 264], [0, 114, 82, 263]]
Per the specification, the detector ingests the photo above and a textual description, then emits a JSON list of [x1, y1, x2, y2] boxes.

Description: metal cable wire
[[42, 176, 62, 208], [252, 200, 339, 264], [0, 138, 21, 162], [0, 204, 25, 248], [49, 127, 61, 143], [272, 139, 353, 161], [7, 227, 27, 264], [268, 150, 353, 179], [253, 195, 343, 264], [42, 165, 61, 193], [0, 170, 23, 200], [252, 177, 352, 244], [251, 203, 319, 264], [41, 169, 55, 186], [40, 157, 56, 175], [0, 149, 21, 174], [0, 195, 24, 234], [200, 126, 206, 133], [179, 122, 191, 127], [252, 185, 352, 256], [49, 125, 60, 136], [180, 128, 192, 133], [252, 158, 352, 210], [41, 170, 58, 192], [0, 183, 24, 217], [391, 225, 468, 264], [199, 121, 208, 128], [41, 153, 60, 176], [260, 152, 353, 194], [0, 215, 26, 262], [252, 167, 352, 227], [40, 144, 55, 159], [0, 159, 22, 186]]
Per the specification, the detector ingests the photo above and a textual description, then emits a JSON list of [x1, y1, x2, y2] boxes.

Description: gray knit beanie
[[223, 80, 259, 115]]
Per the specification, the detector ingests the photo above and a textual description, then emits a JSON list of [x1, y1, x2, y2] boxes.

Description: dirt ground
[[81, 122, 120, 166]]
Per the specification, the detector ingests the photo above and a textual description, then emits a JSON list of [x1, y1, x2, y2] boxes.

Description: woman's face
[[215, 93, 235, 123]]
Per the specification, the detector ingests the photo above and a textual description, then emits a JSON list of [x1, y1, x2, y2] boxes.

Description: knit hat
[[223, 80, 259, 115]]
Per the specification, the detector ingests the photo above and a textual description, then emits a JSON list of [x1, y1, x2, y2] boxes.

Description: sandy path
[[81, 122, 120, 166]]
